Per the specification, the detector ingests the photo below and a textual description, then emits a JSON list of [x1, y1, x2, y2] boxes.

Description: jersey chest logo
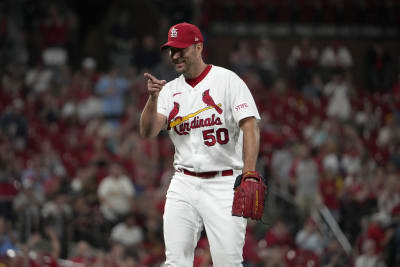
[[202, 89, 223, 114], [167, 89, 223, 135]]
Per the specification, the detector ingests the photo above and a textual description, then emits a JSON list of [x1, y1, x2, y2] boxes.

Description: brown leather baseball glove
[[232, 171, 267, 220]]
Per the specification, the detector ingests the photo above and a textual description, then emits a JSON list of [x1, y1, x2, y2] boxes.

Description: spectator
[[255, 37, 279, 87], [341, 173, 376, 243], [302, 73, 323, 98], [377, 174, 400, 223], [40, 5, 68, 49], [242, 221, 261, 265], [303, 115, 327, 148], [376, 115, 397, 148], [290, 144, 320, 219], [41, 192, 72, 258], [354, 100, 381, 142], [0, 216, 17, 257], [80, 134, 112, 171], [70, 166, 98, 198], [71, 195, 99, 246], [26, 227, 61, 266], [259, 219, 294, 266], [68, 240, 94, 267], [141, 209, 163, 245], [295, 217, 324, 256], [110, 213, 143, 248], [39, 141, 67, 185], [152, 52, 178, 82], [287, 38, 319, 89], [342, 150, 362, 177], [0, 6, 28, 65], [0, 99, 28, 146], [355, 238, 387, 267], [0, 162, 18, 222], [322, 152, 340, 177], [0, 146, 18, 222], [61, 57, 101, 122], [97, 163, 135, 222], [95, 67, 130, 119], [80, 57, 100, 85], [229, 40, 254, 76], [133, 34, 161, 72], [323, 72, 352, 121], [284, 248, 320, 267], [75, 94, 102, 123], [270, 142, 294, 193], [106, 242, 125, 266], [39, 5, 71, 69], [321, 239, 352, 267], [320, 40, 353, 77], [319, 168, 341, 220], [25, 62, 54, 94], [365, 43, 393, 92], [121, 253, 140, 267], [106, 11, 136, 69], [13, 178, 44, 242]]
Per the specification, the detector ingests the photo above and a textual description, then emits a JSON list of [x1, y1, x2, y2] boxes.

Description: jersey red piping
[[185, 65, 212, 88]]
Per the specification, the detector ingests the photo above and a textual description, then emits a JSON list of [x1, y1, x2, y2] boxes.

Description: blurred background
[[0, 0, 400, 266]]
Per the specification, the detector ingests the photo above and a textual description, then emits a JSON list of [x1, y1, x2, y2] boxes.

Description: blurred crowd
[[201, 0, 400, 27], [228, 33, 400, 267], [1, 0, 400, 267]]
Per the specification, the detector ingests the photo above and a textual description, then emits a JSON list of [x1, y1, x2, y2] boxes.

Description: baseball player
[[139, 22, 267, 267]]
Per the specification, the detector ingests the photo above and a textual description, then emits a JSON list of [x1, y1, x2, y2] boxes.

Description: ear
[[196, 43, 203, 55]]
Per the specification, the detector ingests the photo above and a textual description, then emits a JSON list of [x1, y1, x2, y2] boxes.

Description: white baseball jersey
[[157, 65, 260, 172]]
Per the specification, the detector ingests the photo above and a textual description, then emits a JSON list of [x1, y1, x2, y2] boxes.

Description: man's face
[[110, 164, 122, 178], [169, 44, 200, 74]]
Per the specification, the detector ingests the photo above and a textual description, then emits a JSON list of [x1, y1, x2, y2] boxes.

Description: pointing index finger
[[144, 72, 166, 84], [143, 72, 156, 81]]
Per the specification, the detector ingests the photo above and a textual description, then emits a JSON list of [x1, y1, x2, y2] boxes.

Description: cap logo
[[170, 27, 178, 38], [195, 36, 199, 41]]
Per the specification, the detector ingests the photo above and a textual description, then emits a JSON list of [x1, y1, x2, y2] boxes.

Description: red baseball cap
[[161, 22, 204, 50]]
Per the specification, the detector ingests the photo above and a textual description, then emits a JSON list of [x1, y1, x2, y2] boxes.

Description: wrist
[[242, 170, 257, 175], [149, 94, 158, 101]]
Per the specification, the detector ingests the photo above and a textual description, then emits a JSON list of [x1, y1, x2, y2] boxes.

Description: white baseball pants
[[163, 170, 247, 267]]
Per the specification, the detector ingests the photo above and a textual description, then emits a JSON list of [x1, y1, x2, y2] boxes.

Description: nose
[[170, 48, 183, 60], [171, 50, 181, 60]]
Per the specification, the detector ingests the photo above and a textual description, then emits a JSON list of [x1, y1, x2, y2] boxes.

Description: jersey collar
[[185, 65, 212, 88]]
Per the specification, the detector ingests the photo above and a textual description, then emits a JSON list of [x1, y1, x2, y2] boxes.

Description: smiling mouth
[[175, 62, 185, 68]]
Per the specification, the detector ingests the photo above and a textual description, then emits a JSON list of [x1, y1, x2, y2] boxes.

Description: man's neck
[[184, 61, 208, 79]]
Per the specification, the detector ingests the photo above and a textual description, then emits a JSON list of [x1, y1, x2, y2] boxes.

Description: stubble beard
[[175, 60, 188, 74]]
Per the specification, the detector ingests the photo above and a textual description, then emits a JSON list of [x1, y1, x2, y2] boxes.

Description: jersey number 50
[[202, 128, 229, 146]]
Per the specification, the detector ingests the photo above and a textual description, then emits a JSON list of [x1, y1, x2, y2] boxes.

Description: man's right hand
[[144, 73, 166, 98]]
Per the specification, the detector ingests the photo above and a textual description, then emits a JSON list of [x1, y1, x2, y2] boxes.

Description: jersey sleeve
[[229, 72, 261, 124], [157, 83, 170, 117]]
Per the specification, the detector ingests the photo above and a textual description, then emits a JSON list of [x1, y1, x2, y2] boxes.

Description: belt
[[180, 168, 233, 178]]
